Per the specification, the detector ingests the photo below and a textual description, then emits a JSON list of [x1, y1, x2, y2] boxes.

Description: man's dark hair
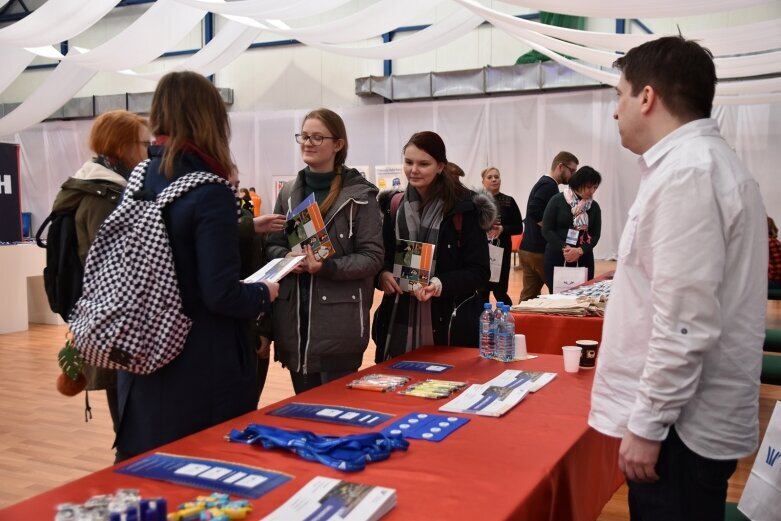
[[569, 166, 602, 193], [613, 36, 717, 120]]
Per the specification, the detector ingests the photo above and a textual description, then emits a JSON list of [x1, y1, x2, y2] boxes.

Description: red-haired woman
[[51, 109, 151, 432]]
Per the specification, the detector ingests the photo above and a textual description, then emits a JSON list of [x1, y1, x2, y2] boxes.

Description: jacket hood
[[286, 166, 378, 215], [337, 167, 379, 201], [379, 187, 497, 231], [51, 172, 125, 213], [72, 160, 128, 186]]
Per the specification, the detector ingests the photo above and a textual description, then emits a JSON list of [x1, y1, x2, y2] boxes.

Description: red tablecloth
[[513, 313, 604, 355], [0, 348, 622, 521], [511, 271, 611, 355]]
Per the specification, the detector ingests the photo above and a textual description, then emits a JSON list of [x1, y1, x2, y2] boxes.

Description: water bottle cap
[[484, 303, 492, 309]]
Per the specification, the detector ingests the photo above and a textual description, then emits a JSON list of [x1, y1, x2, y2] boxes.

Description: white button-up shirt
[[589, 118, 767, 460]]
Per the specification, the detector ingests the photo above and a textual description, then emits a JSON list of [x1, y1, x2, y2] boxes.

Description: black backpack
[[36, 211, 84, 321]]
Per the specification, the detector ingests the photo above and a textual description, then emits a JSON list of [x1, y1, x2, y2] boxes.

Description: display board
[[0, 143, 22, 243]]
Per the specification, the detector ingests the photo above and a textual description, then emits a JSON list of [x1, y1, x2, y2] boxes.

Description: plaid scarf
[[563, 187, 593, 244]]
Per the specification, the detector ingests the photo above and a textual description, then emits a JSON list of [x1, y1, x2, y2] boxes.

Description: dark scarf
[[93, 155, 131, 180]]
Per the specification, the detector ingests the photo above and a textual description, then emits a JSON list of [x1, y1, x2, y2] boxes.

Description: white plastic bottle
[[479, 303, 495, 358]]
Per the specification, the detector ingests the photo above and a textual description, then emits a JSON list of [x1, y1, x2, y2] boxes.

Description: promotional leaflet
[[115, 453, 292, 499], [268, 402, 393, 428], [484, 369, 557, 393], [389, 361, 453, 374], [262, 476, 396, 521], [392, 239, 435, 293], [286, 193, 335, 261], [438, 383, 529, 417], [438, 370, 557, 417], [381, 412, 469, 442], [244, 256, 304, 283]]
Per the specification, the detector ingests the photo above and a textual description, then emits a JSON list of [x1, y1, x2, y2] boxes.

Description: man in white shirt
[[589, 36, 767, 520]]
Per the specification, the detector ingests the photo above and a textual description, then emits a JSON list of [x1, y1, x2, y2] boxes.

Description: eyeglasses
[[562, 163, 577, 174], [295, 133, 339, 146], [138, 140, 151, 147]]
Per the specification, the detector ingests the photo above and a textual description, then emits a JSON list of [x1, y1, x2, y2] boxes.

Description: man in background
[[518, 151, 577, 301], [589, 36, 767, 520]]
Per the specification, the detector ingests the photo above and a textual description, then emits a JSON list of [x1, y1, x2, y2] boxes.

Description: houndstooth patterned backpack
[[69, 160, 234, 375]]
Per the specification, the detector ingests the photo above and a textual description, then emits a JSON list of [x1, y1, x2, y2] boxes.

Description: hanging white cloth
[[0, 0, 120, 47]]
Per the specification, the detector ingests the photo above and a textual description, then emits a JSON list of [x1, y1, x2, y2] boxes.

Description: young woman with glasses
[[265, 108, 384, 394]]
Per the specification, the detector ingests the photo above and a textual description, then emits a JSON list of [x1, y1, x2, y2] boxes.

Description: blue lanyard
[[228, 424, 409, 472]]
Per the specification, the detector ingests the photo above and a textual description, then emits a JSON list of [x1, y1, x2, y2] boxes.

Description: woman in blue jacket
[[114, 71, 279, 461]]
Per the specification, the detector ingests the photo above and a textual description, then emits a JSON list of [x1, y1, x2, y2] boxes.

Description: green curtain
[[515, 12, 585, 64]]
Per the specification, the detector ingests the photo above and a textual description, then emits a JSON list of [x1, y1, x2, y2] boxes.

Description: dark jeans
[[289, 368, 357, 394], [627, 427, 737, 521]]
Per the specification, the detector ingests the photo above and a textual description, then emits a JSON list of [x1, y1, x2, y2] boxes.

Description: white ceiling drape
[[0, 0, 778, 135], [0, 0, 120, 47]]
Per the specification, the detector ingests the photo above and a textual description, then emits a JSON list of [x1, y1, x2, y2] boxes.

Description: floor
[[0, 260, 779, 519]]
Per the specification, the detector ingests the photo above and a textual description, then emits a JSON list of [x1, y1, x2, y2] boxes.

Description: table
[[511, 272, 612, 355], [513, 313, 604, 355], [0, 243, 63, 334], [0, 347, 622, 521]]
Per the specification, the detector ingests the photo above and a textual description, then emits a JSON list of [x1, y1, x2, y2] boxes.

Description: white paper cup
[[515, 334, 528, 359], [562, 346, 582, 373]]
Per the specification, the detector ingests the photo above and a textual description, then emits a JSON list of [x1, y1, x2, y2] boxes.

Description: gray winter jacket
[[266, 167, 384, 373]]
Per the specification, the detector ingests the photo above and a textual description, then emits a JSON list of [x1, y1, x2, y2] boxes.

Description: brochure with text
[[392, 239, 435, 293], [244, 256, 304, 283], [262, 476, 396, 521], [286, 193, 335, 261], [438, 369, 556, 417]]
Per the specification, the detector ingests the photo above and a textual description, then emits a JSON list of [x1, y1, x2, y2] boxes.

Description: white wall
[[9, 89, 780, 261]]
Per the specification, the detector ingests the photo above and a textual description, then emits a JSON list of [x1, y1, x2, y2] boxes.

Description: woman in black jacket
[[372, 131, 490, 361], [478, 166, 523, 305], [542, 166, 602, 291]]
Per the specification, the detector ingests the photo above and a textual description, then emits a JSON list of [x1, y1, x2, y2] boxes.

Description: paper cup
[[562, 346, 582, 373], [575, 339, 599, 368], [515, 334, 528, 359]]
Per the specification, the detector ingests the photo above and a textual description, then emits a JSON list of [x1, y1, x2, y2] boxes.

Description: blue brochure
[[389, 361, 454, 374], [381, 412, 469, 442], [115, 453, 292, 499], [268, 402, 393, 428]]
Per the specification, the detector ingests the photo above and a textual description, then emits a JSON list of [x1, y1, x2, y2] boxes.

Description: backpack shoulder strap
[[35, 212, 56, 248], [390, 191, 403, 218], [125, 159, 151, 198], [156, 171, 233, 208]]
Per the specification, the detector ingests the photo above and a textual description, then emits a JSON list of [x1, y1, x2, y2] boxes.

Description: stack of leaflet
[[262, 476, 396, 521], [510, 295, 592, 316], [438, 370, 556, 417]]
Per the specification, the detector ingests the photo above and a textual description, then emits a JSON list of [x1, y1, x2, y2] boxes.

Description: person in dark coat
[[114, 71, 279, 461], [519, 151, 578, 300], [477, 166, 523, 305], [542, 166, 602, 291], [372, 131, 490, 361]]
